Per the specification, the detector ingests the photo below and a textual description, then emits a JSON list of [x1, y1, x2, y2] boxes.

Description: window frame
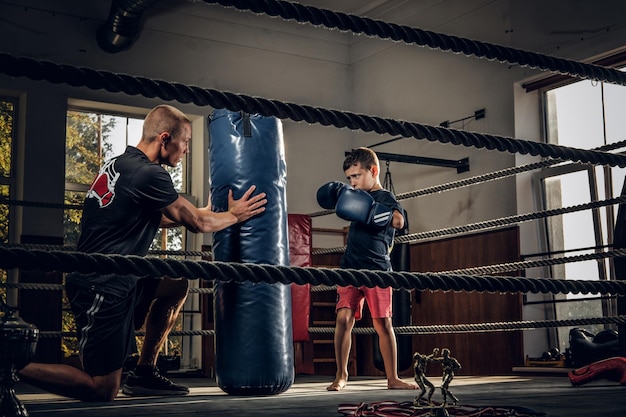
[[0, 95, 19, 307], [62, 100, 200, 370], [533, 59, 626, 351]]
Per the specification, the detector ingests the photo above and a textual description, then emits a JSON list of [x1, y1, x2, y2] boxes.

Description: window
[[0, 97, 16, 303], [537, 69, 626, 351], [64, 108, 186, 248]]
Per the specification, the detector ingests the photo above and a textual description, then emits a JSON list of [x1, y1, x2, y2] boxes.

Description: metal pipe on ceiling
[[97, 0, 161, 53]]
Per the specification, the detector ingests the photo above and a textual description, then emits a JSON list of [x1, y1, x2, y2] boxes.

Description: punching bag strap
[[240, 111, 252, 137]]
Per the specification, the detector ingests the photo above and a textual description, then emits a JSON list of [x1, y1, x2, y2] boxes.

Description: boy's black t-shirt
[[340, 189, 403, 272], [76, 146, 179, 256]]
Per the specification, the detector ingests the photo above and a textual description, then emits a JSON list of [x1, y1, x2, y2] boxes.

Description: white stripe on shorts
[[79, 293, 104, 365]]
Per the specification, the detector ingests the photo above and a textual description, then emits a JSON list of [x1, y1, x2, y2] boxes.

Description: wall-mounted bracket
[[440, 108, 486, 128], [346, 151, 469, 174]]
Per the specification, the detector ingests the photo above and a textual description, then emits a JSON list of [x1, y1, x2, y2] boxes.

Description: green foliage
[[0, 185, 8, 244], [65, 111, 116, 185], [0, 100, 13, 178], [61, 302, 78, 357], [63, 191, 85, 247], [63, 111, 117, 245], [0, 99, 14, 300], [0, 186, 7, 302]]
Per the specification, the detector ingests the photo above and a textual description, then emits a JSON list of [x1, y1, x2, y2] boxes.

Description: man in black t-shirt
[[18, 104, 267, 401]]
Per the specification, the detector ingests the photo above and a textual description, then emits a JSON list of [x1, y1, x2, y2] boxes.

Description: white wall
[[347, 42, 523, 234]]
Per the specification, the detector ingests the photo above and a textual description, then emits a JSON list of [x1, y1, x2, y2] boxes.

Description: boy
[[316, 147, 416, 391]]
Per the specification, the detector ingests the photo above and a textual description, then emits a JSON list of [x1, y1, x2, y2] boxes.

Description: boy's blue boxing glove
[[335, 188, 393, 227], [316, 181, 350, 209]]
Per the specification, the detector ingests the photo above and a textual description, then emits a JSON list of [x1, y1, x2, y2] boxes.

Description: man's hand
[[228, 185, 267, 223]]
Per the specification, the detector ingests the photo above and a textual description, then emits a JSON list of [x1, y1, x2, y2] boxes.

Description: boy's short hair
[[343, 147, 380, 172]]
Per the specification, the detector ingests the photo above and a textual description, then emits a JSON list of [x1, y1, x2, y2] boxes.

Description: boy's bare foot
[[387, 379, 417, 390], [326, 378, 347, 391]]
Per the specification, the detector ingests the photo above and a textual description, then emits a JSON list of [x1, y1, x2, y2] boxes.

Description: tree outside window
[[0, 98, 15, 304]]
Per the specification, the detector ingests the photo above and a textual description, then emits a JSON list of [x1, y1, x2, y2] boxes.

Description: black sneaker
[[122, 369, 189, 397]]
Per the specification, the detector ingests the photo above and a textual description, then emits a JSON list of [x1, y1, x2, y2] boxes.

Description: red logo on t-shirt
[[87, 159, 120, 208]]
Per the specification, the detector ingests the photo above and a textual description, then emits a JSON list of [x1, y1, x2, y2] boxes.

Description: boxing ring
[[2, 0, 626, 415]]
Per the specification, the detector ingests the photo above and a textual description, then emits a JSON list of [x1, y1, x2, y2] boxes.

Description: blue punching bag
[[209, 109, 294, 395]]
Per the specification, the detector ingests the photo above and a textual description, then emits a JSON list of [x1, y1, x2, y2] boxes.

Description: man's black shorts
[[65, 273, 159, 376]]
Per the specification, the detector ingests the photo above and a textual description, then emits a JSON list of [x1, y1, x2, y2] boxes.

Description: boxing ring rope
[[308, 140, 626, 218], [0, 246, 626, 338], [313, 246, 623, 275], [2, 246, 626, 295], [307, 156, 574, 218], [3, 245, 626, 339], [407, 195, 626, 243], [0, 239, 204, 257], [27, 315, 626, 339], [444, 248, 626, 276], [3, 192, 624, 259], [1, 281, 215, 294], [310, 315, 626, 336], [0, 53, 625, 168], [0, 197, 83, 210], [0, 242, 212, 258], [5, 245, 623, 289], [203, 0, 626, 86], [312, 195, 626, 255]]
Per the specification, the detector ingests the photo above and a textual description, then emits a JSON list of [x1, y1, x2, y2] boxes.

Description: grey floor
[[13, 372, 626, 417]]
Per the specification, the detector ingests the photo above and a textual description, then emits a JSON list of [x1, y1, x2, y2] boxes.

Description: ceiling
[[3, 0, 626, 64], [148, 0, 626, 59], [299, 0, 626, 53]]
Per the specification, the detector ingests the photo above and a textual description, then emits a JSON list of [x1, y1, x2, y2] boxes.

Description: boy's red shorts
[[335, 285, 393, 320]]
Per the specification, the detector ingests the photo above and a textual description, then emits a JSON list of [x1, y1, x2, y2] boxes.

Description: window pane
[[103, 115, 128, 160], [602, 69, 626, 145], [148, 228, 184, 251], [0, 185, 7, 300], [64, 108, 185, 247], [545, 81, 604, 149], [0, 184, 8, 244], [544, 171, 605, 351], [166, 165, 184, 193], [65, 111, 109, 185], [64, 191, 86, 247], [61, 292, 78, 357], [128, 118, 143, 147], [544, 172, 598, 281], [0, 98, 14, 302], [0, 100, 14, 178], [167, 227, 183, 250]]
